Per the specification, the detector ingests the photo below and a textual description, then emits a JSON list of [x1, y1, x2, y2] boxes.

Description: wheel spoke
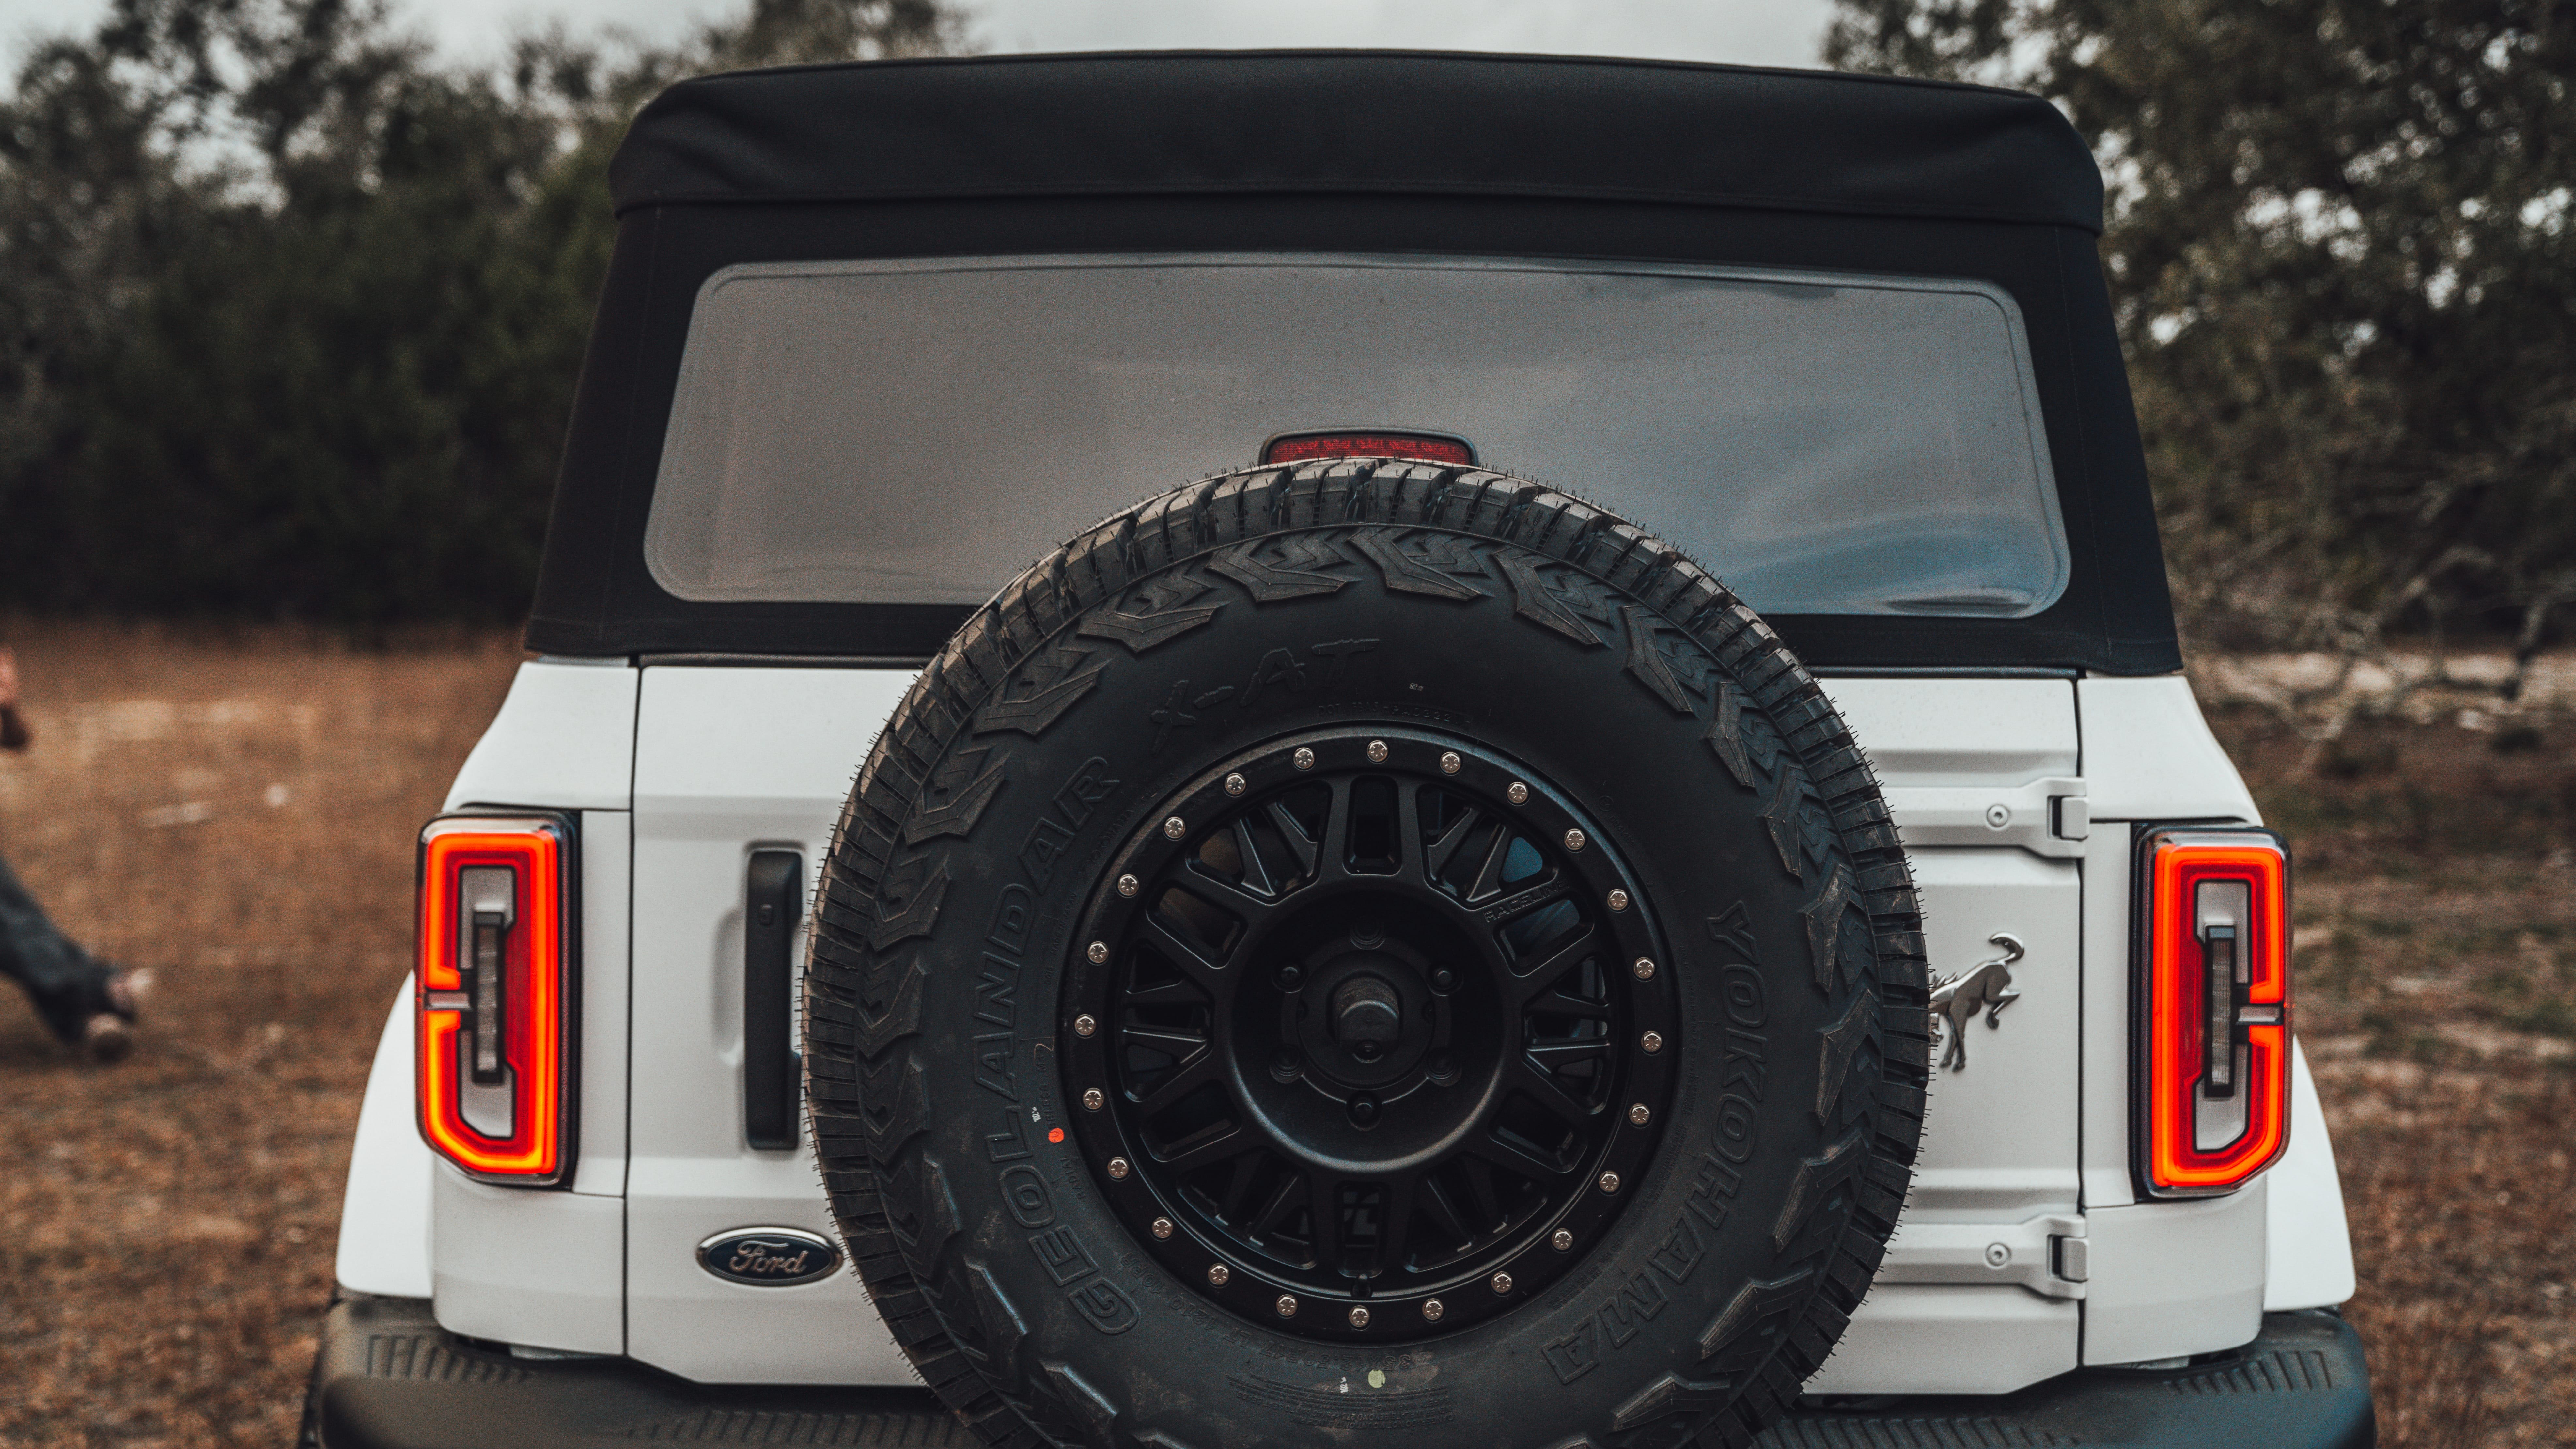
[[1506, 922, 1599, 1000], [1120, 1023, 1210, 1060], [1309, 1171, 1346, 1269], [1460, 1157, 1505, 1232], [1418, 1173, 1476, 1254], [1177, 870, 1280, 939], [1464, 820, 1517, 902], [1530, 983, 1612, 1020], [1140, 917, 1236, 991], [1312, 779, 1356, 883], [1467, 1127, 1567, 1183], [1392, 784, 1426, 885], [1510, 1057, 1599, 1126], [1230, 816, 1278, 897], [1265, 800, 1320, 879], [1424, 805, 1482, 880], [1131, 1048, 1223, 1118], [1249, 1170, 1306, 1242], [1526, 1037, 1611, 1073], [1160, 1123, 1256, 1174], [1217, 1153, 1263, 1221], [1374, 1170, 1420, 1278], [1122, 977, 1204, 1010]]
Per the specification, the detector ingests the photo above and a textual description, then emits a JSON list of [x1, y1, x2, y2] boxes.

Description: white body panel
[[335, 980, 434, 1299], [350, 658, 2355, 1394], [1811, 679, 2084, 1394], [445, 658, 639, 814], [623, 665, 918, 1384], [2264, 1042, 2358, 1311], [432, 1168, 625, 1352]]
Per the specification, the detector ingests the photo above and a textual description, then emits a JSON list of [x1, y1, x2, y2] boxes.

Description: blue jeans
[[0, 848, 119, 1043]]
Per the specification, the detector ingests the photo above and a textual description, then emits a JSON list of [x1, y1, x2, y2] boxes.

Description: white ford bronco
[[304, 52, 2375, 1449]]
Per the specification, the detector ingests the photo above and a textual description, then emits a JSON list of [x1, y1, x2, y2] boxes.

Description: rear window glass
[[644, 255, 2069, 617]]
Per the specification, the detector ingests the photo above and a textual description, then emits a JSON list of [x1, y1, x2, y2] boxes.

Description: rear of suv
[[307, 52, 2373, 1449]]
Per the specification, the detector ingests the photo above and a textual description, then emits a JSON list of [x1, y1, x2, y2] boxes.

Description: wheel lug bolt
[[1152, 1217, 1174, 1239], [1350, 1096, 1380, 1126], [1507, 782, 1529, 805], [1224, 772, 1246, 796], [1083, 1088, 1104, 1111], [1607, 889, 1630, 912], [1294, 747, 1316, 771], [1598, 1171, 1621, 1194], [1274, 1048, 1301, 1078], [1552, 1228, 1574, 1251], [1073, 1014, 1097, 1037], [1632, 957, 1655, 980], [1108, 1157, 1131, 1180], [1087, 940, 1109, 964], [1163, 815, 1187, 840], [1629, 1102, 1651, 1126], [1367, 739, 1389, 763], [1208, 1264, 1230, 1286], [1276, 1294, 1299, 1318], [1117, 874, 1139, 898], [1348, 1306, 1371, 1328], [1428, 1051, 1454, 1082], [1276, 965, 1302, 990], [1431, 968, 1456, 991], [1491, 1272, 1513, 1294], [1439, 751, 1462, 775], [1422, 1299, 1445, 1321], [1563, 828, 1586, 851], [1641, 1030, 1663, 1053]]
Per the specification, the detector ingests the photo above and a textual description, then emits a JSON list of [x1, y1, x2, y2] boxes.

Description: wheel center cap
[[1331, 973, 1403, 1056]]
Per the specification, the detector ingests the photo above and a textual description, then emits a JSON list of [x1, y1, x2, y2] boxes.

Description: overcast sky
[[0, 0, 1839, 73]]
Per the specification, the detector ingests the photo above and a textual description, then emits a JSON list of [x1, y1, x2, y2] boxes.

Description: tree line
[[3, 0, 2568, 673], [1832, 0, 2576, 685], [0, 0, 951, 626]]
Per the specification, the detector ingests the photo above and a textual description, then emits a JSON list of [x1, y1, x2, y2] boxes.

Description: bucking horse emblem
[[1930, 932, 2025, 1072]]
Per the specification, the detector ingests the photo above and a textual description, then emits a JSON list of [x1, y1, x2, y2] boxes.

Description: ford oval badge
[[697, 1227, 842, 1287]]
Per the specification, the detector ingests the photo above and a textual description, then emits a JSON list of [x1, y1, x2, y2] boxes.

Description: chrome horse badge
[[1930, 933, 2024, 1072]]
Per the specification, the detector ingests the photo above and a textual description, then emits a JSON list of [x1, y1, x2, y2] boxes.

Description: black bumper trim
[[309, 1296, 2371, 1448]]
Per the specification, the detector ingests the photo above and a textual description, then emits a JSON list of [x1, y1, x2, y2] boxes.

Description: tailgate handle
[[744, 850, 804, 1151]]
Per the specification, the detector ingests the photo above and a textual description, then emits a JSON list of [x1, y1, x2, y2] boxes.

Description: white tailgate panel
[[628, 665, 920, 1385], [1807, 677, 2083, 1395]]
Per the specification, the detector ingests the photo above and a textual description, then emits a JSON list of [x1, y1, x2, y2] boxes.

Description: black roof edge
[[610, 49, 2103, 233]]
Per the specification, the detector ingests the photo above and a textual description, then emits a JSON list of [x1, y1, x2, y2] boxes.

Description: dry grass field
[[0, 623, 2568, 1447], [0, 623, 521, 1448]]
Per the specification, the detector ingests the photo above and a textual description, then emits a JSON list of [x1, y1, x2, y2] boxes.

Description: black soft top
[[530, 52, 2179, 674], [608, 51, 2104, 232]]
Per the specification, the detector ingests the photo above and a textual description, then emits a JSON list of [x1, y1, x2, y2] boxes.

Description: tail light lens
[[2135, 826, 2289, 1197], [417, 813, 575, 1185]]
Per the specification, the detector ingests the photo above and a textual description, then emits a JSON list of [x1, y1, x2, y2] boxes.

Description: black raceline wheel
[[806, 458, 1928, 1449], [1063, 728, 1680, 1340]]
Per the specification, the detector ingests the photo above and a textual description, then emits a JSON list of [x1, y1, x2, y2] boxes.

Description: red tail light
[[2135, 826, 2289, 1197], [417, 814, 575, 1184], [1261, 429, 1477, 466]]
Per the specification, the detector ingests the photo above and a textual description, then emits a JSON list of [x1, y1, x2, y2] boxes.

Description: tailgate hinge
[[1877, 1212, 2088, 1300], [1882, 777, 2089, 859]]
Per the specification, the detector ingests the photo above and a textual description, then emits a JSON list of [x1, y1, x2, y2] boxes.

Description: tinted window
[[644, 255, 2068, 617]]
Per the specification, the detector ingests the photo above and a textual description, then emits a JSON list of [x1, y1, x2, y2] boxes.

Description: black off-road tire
[[805, 459, 1928, 1449]]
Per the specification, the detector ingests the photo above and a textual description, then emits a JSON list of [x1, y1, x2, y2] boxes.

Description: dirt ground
[[0, 624, 2567, 1447]]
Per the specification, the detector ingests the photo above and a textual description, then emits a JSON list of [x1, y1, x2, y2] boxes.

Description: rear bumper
[[309, 1295, 2372, 1448]]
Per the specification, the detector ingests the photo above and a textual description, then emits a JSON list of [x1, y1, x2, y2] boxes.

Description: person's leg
[[0, 848, 134, 1047]]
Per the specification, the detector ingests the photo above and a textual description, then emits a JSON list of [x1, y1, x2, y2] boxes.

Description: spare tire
[[807, 460, 1928, 1449]]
